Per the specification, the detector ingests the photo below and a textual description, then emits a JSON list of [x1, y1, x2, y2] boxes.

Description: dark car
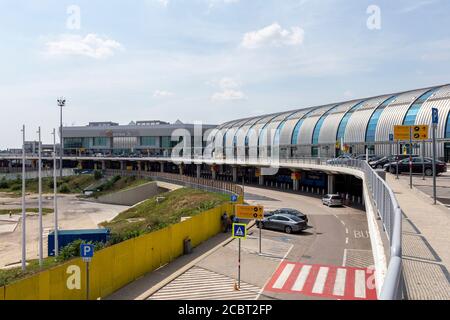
[[355, 154, 382, 161], [370, 155, 418, 169], [265, 208, 308, 223], [257, 214, 307, 234], [384, 157, 447, 176]]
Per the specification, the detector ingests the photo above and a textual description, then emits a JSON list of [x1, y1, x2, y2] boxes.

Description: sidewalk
[[385, 174, 450, 300]]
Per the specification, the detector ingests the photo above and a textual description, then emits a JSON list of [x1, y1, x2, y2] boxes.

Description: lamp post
[[52, 128, 59, 257], [21, 125, 27, 271], [37, 127, 43, 267], [57, 97, 66, 179]]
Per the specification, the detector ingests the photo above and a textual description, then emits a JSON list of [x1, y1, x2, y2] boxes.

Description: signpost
[[389, 134, 394, 174], [232, 223, 247, 290], [235, 205, 264, 254], [80, 244, 94, 300], [432, 108, 439, 204], [394, 125, 430, 188]]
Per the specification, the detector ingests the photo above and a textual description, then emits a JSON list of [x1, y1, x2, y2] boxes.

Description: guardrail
[[104, 169, 244, 198], [327, 158, 403, 300]]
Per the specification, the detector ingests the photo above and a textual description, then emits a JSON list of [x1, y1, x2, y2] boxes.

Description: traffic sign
[[232, 223, 247, 239], [230, 195, 238, 203], [412, 125, 429, 140], [394, 125, 429, 141], [389, 134, 394, 142], [432, 108, 439, 125], [80, 244, 94, 262], [235, 205, 264, 220]]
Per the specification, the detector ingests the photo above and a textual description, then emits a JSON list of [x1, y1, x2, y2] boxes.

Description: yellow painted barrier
[[1, 203, 231, 300]]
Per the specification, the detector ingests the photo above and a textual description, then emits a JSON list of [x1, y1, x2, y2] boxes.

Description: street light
[[57, 97, 66, 179]]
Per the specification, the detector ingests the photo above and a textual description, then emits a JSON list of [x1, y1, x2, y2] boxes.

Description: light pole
[[21, 125, 27, 271], [57, 97, 66, 179], [37, 127, 43, 267], [52, 128, 59, 257]]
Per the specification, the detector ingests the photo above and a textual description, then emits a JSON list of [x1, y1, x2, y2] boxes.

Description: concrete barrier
[[96, 182, 165, 206]]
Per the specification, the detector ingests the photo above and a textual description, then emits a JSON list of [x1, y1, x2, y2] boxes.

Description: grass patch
[[100, 187, 229, 243], [0, 208, 54, 215], [88, 176, 151, 198], [0, 175, 97, 195]]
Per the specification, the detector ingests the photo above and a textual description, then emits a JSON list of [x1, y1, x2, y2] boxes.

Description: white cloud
[[241, 23, 305, 49], [211, 77, 246, 101], [45, 34, 123, 59], [156, 0, 169, 7], [207, 0, 239, 8], [401, 0, 438, 13], [153, 90, 174, 98]]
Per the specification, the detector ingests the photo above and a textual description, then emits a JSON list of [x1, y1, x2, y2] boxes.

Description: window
[[64, 138, 84, 149], [336, 101, 367, 142], [312, 105, 340, 145], [291, 119, 305, 145], [113, 137, 138, 149], [366, 96, 397, 143], [403, 88, 439, 125], [141, 137, 157, 146], [93, 137, 108, 147]]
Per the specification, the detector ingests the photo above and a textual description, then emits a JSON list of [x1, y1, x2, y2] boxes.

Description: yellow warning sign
[[394, 125, 429, 141], [235, 205, 264, 220]]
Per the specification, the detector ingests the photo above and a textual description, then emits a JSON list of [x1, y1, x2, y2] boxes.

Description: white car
[[322, 194, 343, 207]]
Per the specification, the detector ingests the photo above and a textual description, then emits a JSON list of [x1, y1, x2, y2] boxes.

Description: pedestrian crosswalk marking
[[292, 265, 312, 292], [273, 263, 295, 289], [264, 261, 377, 300]]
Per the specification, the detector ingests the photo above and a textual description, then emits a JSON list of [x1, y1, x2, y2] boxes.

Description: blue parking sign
[[432, 108, 439, 125], [231, 195, 238, 203], [80, 244, 94, 259], [389, 134, 394, 142]]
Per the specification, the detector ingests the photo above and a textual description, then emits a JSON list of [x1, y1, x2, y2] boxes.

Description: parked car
[[384, 157, 447, 176], [322, 194, 344, 207], [256, 214, 307, 234], [369, 155, 417, 169], [326, 154, 353, 164], [265, 208, 308, 223], [354, 154, 382, 161]]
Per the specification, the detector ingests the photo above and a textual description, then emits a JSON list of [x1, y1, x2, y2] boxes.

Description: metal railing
[[327, 158, 403, 300]]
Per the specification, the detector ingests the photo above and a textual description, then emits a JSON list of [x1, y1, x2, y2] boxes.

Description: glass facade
[[113, 137, 138, 149], [291, 119, 305, 145], [93, 137, 109, 147], [336, 101, 367, 142], [403, 88, 439, 125], [140, 136, 157, 146], [64, 138, 84, 149], [312, 105, 340, 145], [365, 96, 397, 143]]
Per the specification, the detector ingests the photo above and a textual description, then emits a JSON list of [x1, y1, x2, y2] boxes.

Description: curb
[[135, 220, 256, 300]]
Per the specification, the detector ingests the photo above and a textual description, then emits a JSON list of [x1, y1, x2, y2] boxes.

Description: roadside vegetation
[[0, 208, 54, 215], [84, 174, 151, 199], [0, 174, 96, 195], [0, 187, 229, 287]]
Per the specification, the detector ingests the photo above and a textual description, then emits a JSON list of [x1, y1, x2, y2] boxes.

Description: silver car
[[257, 214, 307, 234], [322, 194, 343, 207]]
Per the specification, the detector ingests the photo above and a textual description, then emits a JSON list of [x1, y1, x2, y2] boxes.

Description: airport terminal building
[[63, 120, 217, 157], [212, 84, 450, 162]]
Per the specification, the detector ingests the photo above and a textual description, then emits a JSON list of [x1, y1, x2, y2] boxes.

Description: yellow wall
[[1, 202, 234, 300]]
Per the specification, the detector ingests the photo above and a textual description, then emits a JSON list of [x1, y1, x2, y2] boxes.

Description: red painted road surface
[[264, 261, 377, 300]]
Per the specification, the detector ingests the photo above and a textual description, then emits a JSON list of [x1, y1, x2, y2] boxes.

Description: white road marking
[[345, 237, 349, 244], [291, 265, 312, 292], [354, 270, 367, 299], [342, 249, 347, 267], [312, 267, 329, 294], [333, 268, 347, 296], [345, 228, 349, 234], [273, 263, 295, 289]]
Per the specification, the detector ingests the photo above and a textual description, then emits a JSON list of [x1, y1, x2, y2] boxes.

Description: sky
[[1, 0, 450, 148]]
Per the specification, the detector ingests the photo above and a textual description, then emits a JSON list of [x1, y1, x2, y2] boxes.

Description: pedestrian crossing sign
[[232, 223, 247, 239]]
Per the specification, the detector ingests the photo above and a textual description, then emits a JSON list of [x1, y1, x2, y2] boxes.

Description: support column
[[137, 161, 142, 173], [196, 164, 201, 179], [259, 175, 264, 186], [120, 161, 126, 171], [232, 166, 238, 183], [160, 162, 164, 173], [101, 160, 106, 170], [293, 180, 299, 191], [178, 164, 184, 176], [8, 160, 12, 170], [291, 171, 300, 191], [327, 174, 336, 194], [211, 165, 217, 180]]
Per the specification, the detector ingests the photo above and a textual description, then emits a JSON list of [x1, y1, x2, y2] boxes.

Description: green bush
[[0, 178, 9, 189], [59, 183, 70, 193], [94, 170, 103, 180], [56, 239, 106, 262]]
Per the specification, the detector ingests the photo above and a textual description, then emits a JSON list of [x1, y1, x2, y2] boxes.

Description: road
[[145, 185, 376, 301]]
